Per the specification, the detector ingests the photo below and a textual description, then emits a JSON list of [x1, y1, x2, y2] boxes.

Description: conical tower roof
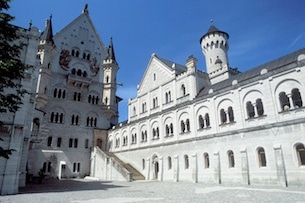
[[200, 24, 229, 44], [40, 15, 54, 45], [106, 37, 116, 62]]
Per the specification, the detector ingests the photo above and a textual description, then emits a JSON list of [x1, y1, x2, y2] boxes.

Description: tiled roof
[[197, 47, 305, 98], [158, 56, 186, 75]]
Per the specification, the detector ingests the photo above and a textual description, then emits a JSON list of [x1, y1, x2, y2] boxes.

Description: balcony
[[67, 74, 91, 88]]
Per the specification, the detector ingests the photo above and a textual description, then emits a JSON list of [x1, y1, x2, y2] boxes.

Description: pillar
[[214, 151, 221, 184], [174, 155, 179, 182], [192, 153, 198, 183], [240, 148, 250, 185], [273, 144, 288, 187]]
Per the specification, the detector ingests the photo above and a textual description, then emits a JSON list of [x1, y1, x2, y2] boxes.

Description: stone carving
[[90, 57, 100, 75], [59, 49, 71, 70]]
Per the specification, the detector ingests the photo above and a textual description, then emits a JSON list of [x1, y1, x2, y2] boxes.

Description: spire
[[82, 4, 89, 15], [40, 15, 54, 45], [106, 37, 117, 62]]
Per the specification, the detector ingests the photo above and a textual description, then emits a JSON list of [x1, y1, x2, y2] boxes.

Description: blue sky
[[9, 0, 305, 122]]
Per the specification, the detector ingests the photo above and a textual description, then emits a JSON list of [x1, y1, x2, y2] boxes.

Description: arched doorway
[[152, 155, 159, 180]]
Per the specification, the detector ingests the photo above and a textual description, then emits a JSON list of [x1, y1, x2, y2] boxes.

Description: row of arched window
[[53, 88, 66, 99], [198, 113, 210, 129], [88, 94, 99, 105], [142, 144, 305, 172], [53, 88, 101, 105], [50, 112, 97, 127], [47, 136, 89, 149], [71, 48, 91, 61], [71, 68, 87, 78]]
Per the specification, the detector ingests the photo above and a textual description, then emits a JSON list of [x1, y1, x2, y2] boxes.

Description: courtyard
[[1, 178, 305, 203]]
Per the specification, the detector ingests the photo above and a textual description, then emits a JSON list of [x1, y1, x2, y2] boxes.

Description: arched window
[[50, 112, 55, 122], [133, 107, 136, 116], [204, 153, 210, 168], [296, 143, 305, 166], [205, 113, 210, 127], [228, 106, 234, 122], [256, 99, 264, 116], [71, 68, 76, 75], [170, 123, 173, 134], [88, 95, 91, 103], [105, 97, 108, 105], [279, 92, 290, 111], [83, 71, 87, 77], [168, 156, 172, 170], [181, 84, 186, 96], [292, 88, 303, 108], [186, 119, 190, 132], [228, 150, 235, 168], [71, 49, 75, 56], [142, 159, 145, 170], [106, 75, 109, 83], [184, 155, 189, 169], [76, 51, 79, 57], [165, 125, 169, 136], [257, 147, 267, 167], [181, 120, 185, 133], [77, 69, 82, 76], [246, 101, 255, 118], [53, 88, 57, 98], [87, 54, 90, 60], [58, 89, 62, 98], [165, 92, 169, 103], [83, 53, 86, 59], [199, 115, 204, 129], [220, 109, 226, 124]]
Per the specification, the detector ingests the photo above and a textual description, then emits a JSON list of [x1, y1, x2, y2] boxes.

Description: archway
[[152, 155, 159, 180]]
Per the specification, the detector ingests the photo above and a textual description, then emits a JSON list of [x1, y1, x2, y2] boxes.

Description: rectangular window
[[57, 137, 62, 147], [69, 138, 73, 148], [85, 139, 89, 149], [74, 138, 78, 148]]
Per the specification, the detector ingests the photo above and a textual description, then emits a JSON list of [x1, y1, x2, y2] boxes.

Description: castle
[[1, 5, 305, 195]]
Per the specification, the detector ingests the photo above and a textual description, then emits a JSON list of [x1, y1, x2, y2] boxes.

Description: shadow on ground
[[19, 178, 126, 194]]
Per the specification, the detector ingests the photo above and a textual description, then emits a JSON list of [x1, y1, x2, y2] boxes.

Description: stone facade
[[105, 25, 305, 186], [0, 26, 40, 195], [27, 7, 120, 181]]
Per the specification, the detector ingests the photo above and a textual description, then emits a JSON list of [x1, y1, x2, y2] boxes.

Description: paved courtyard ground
[[1, 178, 305, 203]]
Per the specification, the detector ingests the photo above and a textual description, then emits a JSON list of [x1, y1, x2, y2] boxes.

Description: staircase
[[104, 151, 145, 181]]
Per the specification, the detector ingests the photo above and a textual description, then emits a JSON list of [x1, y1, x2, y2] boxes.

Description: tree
[[0, 0, 27, 114], [0, 0, 27, 159]]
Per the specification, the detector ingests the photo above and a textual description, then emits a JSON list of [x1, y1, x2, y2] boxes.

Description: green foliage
[[0, 0, 26, 159], [0, 0, 27, 113], [0, 137, 15, 159]]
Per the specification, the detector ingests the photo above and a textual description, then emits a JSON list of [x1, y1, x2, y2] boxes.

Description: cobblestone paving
[[1, 179, 305, 203]]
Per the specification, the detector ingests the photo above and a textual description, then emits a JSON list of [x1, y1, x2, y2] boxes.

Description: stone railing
[[94, 147, 131, 181]]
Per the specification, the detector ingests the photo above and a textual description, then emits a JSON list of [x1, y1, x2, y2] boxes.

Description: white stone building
[[98, 24, 305, 186], [27, 6, 120, 180]]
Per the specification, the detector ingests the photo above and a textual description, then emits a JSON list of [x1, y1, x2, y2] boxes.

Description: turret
[[35, 15, 56, 111], [102, 37, 120, 125], [200, 23, 237, 84]]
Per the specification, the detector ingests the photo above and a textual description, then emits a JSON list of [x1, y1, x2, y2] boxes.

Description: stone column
[[214, 151, 221, 184], [192, 153, 198, 183], [146, 158, 150, 180], [174, 155, 179, 182], [159, 156, 163, 181], [273, 144, 288, 187], [240, 148, 250, 185]]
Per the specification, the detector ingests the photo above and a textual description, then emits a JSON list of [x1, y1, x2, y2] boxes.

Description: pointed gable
[[53, 6, 107, 60], [137, 53, 187, 95]]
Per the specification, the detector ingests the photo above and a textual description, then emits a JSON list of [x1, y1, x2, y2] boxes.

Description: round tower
[[200, 24, 230, 83]]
